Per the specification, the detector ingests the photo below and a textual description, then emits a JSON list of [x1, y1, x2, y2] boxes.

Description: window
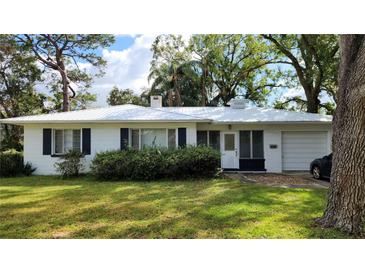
[[209, 131, 220, 151], [252, 131, 263, 158], [141, 129, 166, 148], [54, 130, 64, 154], [130, 128, 177, 149], [54, 129, 81, 154], [131, 129, 139, 150], [197, 131, 208, 146], [239, 130, 264, 159], [224, 134, 235, 151], [239, 131, 251, 158], [196, 130, 220, 151], [168, 129, 176, 149]]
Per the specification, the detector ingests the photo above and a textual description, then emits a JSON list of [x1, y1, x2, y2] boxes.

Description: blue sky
[[109, 35, 136, 51]]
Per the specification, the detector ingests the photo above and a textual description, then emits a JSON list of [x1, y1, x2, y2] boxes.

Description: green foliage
[[0, 35, 47, 150], [0, 149, 36, 177], [190, 34, 281, 106], [148, 34, 282, 107], [47, 90, 97, 111], [23, 162, 36, 176], [54, 150, 85, 178], [164, 146, 222, 179], [148, 35, 193, 106], [264, 34, 339, 113], [15, 34, 115, 111], [91, 146, 221, 181], [107, 87, 147, 106]]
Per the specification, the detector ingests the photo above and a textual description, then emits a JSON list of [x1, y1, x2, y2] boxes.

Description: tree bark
[[60, 70, 70, 112], [305, 89, 320, 113], [316, 35, 365, 235]]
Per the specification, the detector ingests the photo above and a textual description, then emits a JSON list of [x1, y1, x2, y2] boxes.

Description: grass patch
[[0, 176, 354, 239]]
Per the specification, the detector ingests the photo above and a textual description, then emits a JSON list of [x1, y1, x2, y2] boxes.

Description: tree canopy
[[0, 35, 46, 150], [15, 34, 115, 111], [263, 34, 339, 114], [107, 87, 147, 106]]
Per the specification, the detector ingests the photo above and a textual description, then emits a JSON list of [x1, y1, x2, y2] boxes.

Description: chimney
[[150, 96, 162, 108]]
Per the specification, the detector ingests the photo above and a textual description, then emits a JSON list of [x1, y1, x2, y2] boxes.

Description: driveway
[[225, 172, 330, 189]]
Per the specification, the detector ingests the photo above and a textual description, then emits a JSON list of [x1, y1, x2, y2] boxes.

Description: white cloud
[[87, 35, 157, 106], [281, 88, 305, 99]]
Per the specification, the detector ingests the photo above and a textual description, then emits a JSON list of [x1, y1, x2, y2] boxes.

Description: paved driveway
[[225, 172, 330, 189]]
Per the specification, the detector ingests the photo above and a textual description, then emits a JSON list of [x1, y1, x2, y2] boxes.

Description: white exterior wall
[[23, 122, 331, 175], [196, 123, 332, 173], [263, 130, 282, 172], [24, 122, 197, 175]]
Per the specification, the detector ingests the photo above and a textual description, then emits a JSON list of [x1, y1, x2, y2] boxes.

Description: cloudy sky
[[86, 34, 157, 106]]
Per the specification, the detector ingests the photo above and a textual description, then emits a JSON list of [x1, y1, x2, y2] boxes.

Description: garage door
[[282, 131, 328, 171]]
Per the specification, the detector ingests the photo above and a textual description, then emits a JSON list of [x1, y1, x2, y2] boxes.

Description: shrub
[[54, 150, 85, 178], [165, 146, 221, 179], [23, 162, 37, 176], [0, 149, 36, 177], [91, 146, 221, 181]]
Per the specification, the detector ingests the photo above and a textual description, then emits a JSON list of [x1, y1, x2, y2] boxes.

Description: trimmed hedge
[[0, 149, 36, 177], [91, 146, 221, 181]]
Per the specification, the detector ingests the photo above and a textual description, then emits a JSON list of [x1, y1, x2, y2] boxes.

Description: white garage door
[[282, 131, 328, 171]]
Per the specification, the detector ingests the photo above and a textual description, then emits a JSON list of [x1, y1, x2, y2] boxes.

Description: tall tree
[[0, 35, 46, 150], [148, 35, 192, 106], [263, 34, 339, 113], [107, 87, 147, 106], [316, 35, 365, 235], [15, 34, 115, 112], [190, 34, 281, 106]]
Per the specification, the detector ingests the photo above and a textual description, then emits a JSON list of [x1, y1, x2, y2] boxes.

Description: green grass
[[0, 176, 353, 239]]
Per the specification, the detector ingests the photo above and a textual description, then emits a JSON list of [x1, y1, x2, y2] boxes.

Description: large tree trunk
[[316, 35, 365, 235], [306, 90, 320, 113], [60, 70, 70, 112]]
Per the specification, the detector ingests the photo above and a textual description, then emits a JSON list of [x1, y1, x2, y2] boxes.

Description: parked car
[[310, 153, 332, 179]]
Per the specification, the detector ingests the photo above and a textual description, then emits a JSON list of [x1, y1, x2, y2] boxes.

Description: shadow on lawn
[[0, 177, 350, 239]]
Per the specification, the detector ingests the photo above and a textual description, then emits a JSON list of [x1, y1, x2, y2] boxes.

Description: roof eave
[[0, 119, 211, 125], [212, 120, 332, 124]]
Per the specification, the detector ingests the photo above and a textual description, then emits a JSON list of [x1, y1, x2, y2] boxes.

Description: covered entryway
[[282, 131, 329, 171]]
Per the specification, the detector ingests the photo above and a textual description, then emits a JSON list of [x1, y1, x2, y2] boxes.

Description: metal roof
[[0, 104, 332, 124], [155, 106, 332, 124]]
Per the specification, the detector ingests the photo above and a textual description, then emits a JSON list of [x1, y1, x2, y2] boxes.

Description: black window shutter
[[43, 128, 52, 155], [120, 128, 129, 150], [82, 128, 91, 155], [178, 128, 187, 148]]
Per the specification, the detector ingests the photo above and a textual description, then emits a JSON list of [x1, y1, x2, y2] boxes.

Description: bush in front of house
[[90, 146, 221, 181], [165, 146, 221, 179], [0, 149, 36, 177], [91, 148, 167, 181], [54, 150, 85, 178]]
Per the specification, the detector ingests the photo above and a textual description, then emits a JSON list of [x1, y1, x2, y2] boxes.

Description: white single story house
[[0, 96, 332, 175]]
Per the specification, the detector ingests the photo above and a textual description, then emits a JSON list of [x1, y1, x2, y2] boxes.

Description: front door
[[221, 132, 239, 169]]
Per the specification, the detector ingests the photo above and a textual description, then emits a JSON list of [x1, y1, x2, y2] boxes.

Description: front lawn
[[0, 176, 352, 238]]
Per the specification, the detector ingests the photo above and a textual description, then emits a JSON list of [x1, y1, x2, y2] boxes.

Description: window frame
[[52, 129, 82, 155], [196, 130, 220, 151], [239, 130, 264, 159], [129, 128, 177, 150]]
